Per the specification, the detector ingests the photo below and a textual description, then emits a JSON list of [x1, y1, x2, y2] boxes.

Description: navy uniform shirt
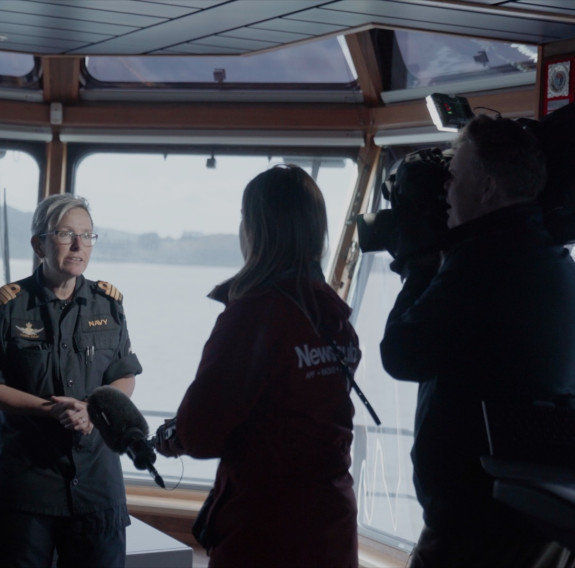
[[0, 266, 143, 516]]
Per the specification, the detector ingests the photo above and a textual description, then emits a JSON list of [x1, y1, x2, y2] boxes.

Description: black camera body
[[357, 146, 451, 260], [358, 100, 575, 259]]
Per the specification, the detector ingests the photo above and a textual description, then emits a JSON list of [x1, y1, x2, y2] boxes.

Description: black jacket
[[380, 204, 575, 534]]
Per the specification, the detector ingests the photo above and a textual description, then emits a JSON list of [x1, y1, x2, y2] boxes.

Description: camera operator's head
[[445, 114, 546, 229]]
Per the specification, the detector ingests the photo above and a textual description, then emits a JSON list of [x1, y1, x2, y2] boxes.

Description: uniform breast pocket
[[81, 331, 120, 379], [5, 340, 53, 395]]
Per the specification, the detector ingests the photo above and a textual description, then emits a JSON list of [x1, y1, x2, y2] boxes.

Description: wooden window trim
[[126, 484, 410, 567]]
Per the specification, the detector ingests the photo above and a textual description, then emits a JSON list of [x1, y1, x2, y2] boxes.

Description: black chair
[[481, 400, 575, 551]]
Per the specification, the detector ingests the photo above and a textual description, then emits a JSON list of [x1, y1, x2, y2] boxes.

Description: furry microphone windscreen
[[87, 385, 149, 453]]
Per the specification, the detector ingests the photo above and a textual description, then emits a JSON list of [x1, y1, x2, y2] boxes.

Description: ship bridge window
[[0, 50, 36, 80], [81, 37, 360, 103], [72, 148, 357, 488], [348, 144, 449, 550], [380, 29, 538, 103], [0, 51, 40, 99], [0, 147, 41, 284]]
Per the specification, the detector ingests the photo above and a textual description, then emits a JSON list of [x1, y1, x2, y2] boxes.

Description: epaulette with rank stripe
[[97, 281, 123, 302], [0, 283, 21, 305]]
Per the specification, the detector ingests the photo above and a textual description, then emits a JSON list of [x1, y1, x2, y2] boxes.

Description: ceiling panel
[[0, 40, 67, 55], [39, 0, 197, 19], [288, 6, 549, 44], [158, 44, 247, 55], [0, 21, 110, 43], [66, 0, 329, 55], [190, 35, 279, 51], [227, 27, 311, 43], [512, 0, 575, 10], [0, 0, 165, 27], [0, 9, 137, 36], [0, 32, 84, 50], [0, 0, 571, 57], [323, 1, 575, 43], [250, 19, 347, 37], [143, 0, 231, 7]]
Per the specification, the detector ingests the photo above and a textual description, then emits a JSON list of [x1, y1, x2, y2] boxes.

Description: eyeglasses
[[40, 230, 99, 246]]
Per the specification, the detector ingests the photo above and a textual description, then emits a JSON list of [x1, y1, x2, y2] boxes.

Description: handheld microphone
[[87, 386, 165, 488]]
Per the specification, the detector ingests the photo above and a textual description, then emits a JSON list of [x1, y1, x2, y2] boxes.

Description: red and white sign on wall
[[543, 58, 575, 116]]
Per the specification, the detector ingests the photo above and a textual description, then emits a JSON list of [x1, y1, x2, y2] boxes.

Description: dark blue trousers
[[0, 508, 128, 568]]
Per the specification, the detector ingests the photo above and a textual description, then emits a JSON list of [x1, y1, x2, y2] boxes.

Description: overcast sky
[[0, 150, 356, 243]]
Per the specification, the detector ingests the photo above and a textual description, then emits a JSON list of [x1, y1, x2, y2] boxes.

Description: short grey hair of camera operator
[[456, 114, 547, 202]]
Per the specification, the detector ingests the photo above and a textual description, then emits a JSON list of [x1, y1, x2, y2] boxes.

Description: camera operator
[[380, 114, 575, 567]]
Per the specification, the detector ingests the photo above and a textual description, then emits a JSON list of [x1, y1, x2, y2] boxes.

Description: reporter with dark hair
[[0, 194, 142, 568], [156, 164, 361, 567], [380, 115, 575, 567]]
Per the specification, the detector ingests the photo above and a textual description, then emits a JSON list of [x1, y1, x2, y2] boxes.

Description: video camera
[[357, 93, 575, 260], [357, 146, 452, 258]]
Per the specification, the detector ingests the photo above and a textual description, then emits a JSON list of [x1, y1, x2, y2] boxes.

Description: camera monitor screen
[[426, 93, 474, 132]]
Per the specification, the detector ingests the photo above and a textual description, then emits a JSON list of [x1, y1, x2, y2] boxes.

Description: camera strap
[[275, 284, 381, 426], [321, 333, 381, 426]]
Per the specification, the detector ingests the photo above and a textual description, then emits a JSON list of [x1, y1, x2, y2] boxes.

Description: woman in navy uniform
[[0, 194, 142, 568]]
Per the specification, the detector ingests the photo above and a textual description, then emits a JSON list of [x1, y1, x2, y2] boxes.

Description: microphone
[[87, 386, 165, 488]]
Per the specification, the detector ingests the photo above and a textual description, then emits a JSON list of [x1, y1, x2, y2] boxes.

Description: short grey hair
[[455, 114, 547, 201], [31, 194, 93, 236]]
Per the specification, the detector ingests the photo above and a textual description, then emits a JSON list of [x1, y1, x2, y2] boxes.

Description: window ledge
[[126, 484, 208, 548], [126, 484, 411, 567], [359, 535, 410, 568]]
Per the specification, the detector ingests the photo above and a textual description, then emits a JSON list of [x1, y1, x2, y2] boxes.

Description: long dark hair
[[229, 164, 328, 304]]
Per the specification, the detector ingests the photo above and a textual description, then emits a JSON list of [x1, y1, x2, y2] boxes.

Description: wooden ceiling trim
[[42, 57, 82, 103], [330, 137, 381, 298], [466, 88, 538, 118], [0, 99, 369, 131], [542, 37, 575, 58], [0, 100, 48, 124], [57, 103, 374, 131], [44, 135, 67, 196], [0, 88, 536, 135], [345, 31, 384, 107], [371, 87, 537, 130]]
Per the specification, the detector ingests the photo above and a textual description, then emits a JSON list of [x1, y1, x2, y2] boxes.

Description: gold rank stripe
[[0, 283, 21, 305], [97, 281, 123, 302]]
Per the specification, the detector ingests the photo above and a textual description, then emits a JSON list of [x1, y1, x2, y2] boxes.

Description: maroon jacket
[[176, 278, 360, 567]]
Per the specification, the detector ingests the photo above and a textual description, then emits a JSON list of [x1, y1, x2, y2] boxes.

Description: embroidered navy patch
[[81, 315, 119, 332], [12, 319, 46, 340]]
